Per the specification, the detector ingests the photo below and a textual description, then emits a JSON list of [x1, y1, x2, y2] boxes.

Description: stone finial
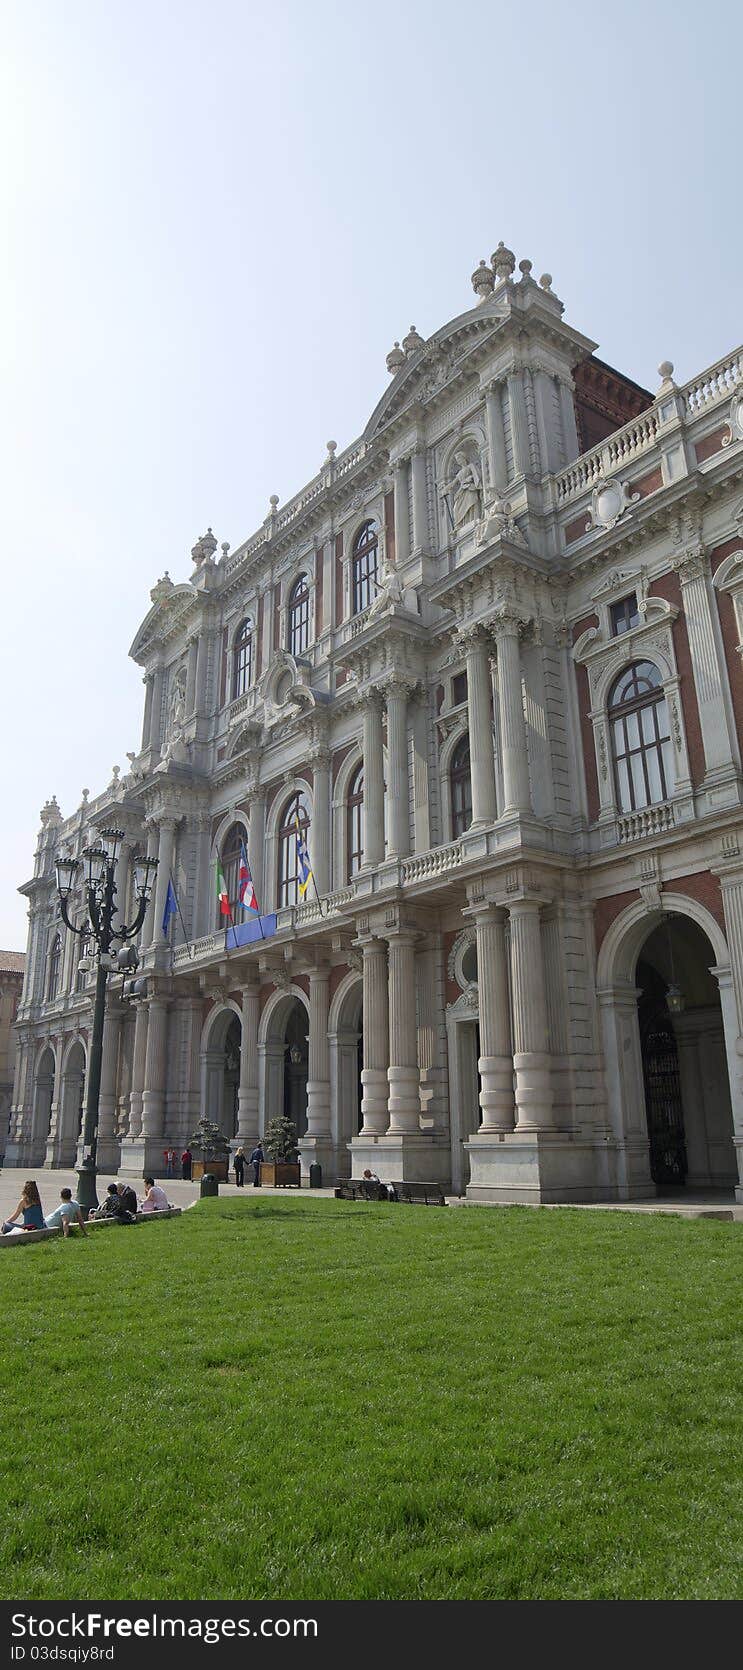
[[150, 571, 173, 603], [658, 360, 676, 387], [518, 259, 533, 281], [386, 341, 405, 375], [539, 273, 553, 292], [491, 241, 516, 281], [40, 795, 62, 826], [269, 494, 279, 511], [221, 541, 230, 559], [81, 788, 89, 805], [200, 528, 217, 561], [403, 325, 425, 355], [326, 440, 337, 459], [471, 260, 495, 302]]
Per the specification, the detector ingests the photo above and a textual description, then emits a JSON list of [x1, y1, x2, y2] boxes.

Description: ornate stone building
[[8, 246, 743, 1201]]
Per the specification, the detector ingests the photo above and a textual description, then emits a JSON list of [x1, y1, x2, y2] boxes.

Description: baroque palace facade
[[8, 244, 743, 1201]]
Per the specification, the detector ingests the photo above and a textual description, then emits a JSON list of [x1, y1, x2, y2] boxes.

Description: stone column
[[485, 382, 508, 493], [149, 667, 164, 752], [306, 967, 331, 1136], [558, 378, 580, 460], [461, 628, 497, 826], [142, 824, 160, 947], [141, 996, 169, 1141], [492, 611, 532, 814], [194, 630, 209, 717], [236, 978, 260, 1146], [152, 818, 177, 945], [411, 447, 428, 551], [141, 674, 154, 751], [311, 753, 331, 896], [185, 635, 199, 716], [127, 1001, 148, 1138], [507, 370, 530, 478], [509, 899, 553, 1129], [393, 459, 410, 564], [385, 682, 410, 859], [362, 696, 385, 867], [96, 1008, 122, 1167], [386, 931, 420, 1131], [359, 938, 389, 1135], [474, 907, 515, 1130], [675, 549, 739, 786], [533, 369, 558, 475]]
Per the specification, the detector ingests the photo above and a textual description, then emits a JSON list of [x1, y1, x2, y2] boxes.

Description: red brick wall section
[[315, 542, 324, 636], [335, 666, 347, 688], [565, 512, 591, 548], [695, 426, 731, 464], [572, 615, 600, 822], [594, 890, 641, 957], [332, 743, 354, 788], [384, 489, 396, 565], [259, 983, 274, 1015], [329, 963, 351, 1003], [672, 871, 725, 934], [633, 466, 663, 500], [335, 532, 344, 624], [649, 572, 705, 787], [710, 537, 743, 745]]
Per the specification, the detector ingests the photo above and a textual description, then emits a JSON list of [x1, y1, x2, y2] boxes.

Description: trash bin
[[200, 1172, 219, 1198], [309, 1163, 322, 1189]]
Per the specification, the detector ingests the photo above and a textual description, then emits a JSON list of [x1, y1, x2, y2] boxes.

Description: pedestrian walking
[[249, 1142, 264, 1186], [181, 1147, 193, 1181], [234, 1147, 246, 1187]]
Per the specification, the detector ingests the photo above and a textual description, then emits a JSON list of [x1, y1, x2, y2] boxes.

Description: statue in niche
[[158, 667, 188, 767], [440, 449, 483, 529]]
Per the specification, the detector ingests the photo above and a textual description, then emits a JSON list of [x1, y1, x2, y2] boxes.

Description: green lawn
[[0, 1195, 741, 1600]]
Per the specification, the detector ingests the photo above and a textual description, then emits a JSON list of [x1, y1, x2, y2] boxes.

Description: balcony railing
[[616, 803, 675, 843]]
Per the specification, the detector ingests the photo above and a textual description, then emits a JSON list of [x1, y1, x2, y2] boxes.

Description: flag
[[238, 840, 259, 914], [161, 878, 178, 936], [295, 820, 313, 899], [216, 862, 231, 918]]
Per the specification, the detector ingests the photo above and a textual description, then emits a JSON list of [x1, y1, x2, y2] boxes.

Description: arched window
[[232, 619, 253, 698], [47, 932, 62, 1001], [352, 521, 379, 615], [450, 735, 473, 837], [347, 764, 364, 879], [217, 822, 248, 928], [609, 661, 673, 813], [278, 791, 310, 908], [288, 574, 310, 657]]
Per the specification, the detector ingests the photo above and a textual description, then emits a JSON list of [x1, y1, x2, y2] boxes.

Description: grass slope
[[0, 1196, 741, 1600]]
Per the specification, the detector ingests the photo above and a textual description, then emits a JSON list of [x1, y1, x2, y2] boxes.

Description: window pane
[[616, 757, 631, 811], [641, 704, 656, 744], [630, 751, 647, 808], [625, 710, 640, 750], [661, 740, 674, 793], [612, 718, 626, 758], [645, 745, 662, 804], [655, 697, 670, 741]]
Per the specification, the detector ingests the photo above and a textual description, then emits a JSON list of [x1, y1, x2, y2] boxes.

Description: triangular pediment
[[364, 303, 507, 440], [129, 583, 197, 662]]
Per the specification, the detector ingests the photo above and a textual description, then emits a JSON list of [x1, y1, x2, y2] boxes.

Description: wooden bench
[[391, 1180, 447, 1206], [334, 1179, 390, 1202], [0, 1206, 182, 1247]]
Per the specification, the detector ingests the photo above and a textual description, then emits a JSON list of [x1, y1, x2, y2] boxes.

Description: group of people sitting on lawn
[[1, 1176, 172, 1236]]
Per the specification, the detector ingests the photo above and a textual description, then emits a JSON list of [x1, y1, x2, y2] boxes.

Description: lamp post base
[[76, 1157, 99, 1216]]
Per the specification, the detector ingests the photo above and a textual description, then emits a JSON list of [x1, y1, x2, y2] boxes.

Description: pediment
[[364, 304, 507, 440], [129, 582, 197, 661]]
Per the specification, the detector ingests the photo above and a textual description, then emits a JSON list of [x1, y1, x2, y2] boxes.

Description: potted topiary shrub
[[261, 1115, 301, 1188], [189, 1116, 231, 1182]]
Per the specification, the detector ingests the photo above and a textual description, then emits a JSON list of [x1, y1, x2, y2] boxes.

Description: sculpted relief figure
[[159, 668, 188, 766], [440, 450, 483, 529]]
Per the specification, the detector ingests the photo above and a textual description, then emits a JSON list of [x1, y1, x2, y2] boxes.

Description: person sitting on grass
[[44, 1187, 87, 1237], [139, 1176, 170, 1213], [90, 1183, 135, 1223], [2, 1179, 45, 1233], [117, 1182, 139, 1218]]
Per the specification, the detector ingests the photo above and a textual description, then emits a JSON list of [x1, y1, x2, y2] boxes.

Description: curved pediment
[[129, 580, 197, 662], [363, 302, 507, 441]]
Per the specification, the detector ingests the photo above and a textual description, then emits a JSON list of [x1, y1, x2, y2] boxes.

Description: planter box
[[192, 1159, 229, 1182], [260, 1161, 301, 1189]]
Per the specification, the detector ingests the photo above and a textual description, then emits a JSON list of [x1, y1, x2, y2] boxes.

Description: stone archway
[[31, 1045, 56, 1166], [597, 893, 741, 1199], [54, 1040, 86, 1168], [259, 988, 310, 1141], [330, 972, 363, 1178], [201, 1004, 242, 1141]]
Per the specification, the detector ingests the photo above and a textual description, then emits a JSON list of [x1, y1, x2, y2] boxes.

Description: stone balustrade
[[616, 803, 675, 843]]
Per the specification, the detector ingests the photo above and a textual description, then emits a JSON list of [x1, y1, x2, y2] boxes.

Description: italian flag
[[216, 863, 231, 918]]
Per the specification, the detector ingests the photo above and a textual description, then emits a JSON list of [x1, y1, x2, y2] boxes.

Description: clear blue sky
[[1, 0, 740, 947]]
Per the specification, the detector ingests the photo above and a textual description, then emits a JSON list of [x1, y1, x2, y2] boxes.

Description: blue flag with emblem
[[161, 878, 178, 936], [295, 820, 313, 899]]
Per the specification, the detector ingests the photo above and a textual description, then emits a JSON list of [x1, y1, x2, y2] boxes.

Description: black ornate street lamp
[[55, 829, 158, 1212]]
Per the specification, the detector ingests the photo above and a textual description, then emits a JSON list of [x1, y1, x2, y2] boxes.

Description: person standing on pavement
[[234, 1147, 246, 1187], [249, 1142, 264, 1186]]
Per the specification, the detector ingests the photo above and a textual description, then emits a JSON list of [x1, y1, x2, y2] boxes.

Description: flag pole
[[170, 873, 194, 961], [243, 838, 266, 940]]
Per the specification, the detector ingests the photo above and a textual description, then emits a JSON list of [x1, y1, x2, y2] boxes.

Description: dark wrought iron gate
[[640, 1010, 688, 1185]]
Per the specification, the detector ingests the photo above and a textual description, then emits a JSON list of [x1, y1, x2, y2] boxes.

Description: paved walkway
[[0, 1168, 740, 1224]]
